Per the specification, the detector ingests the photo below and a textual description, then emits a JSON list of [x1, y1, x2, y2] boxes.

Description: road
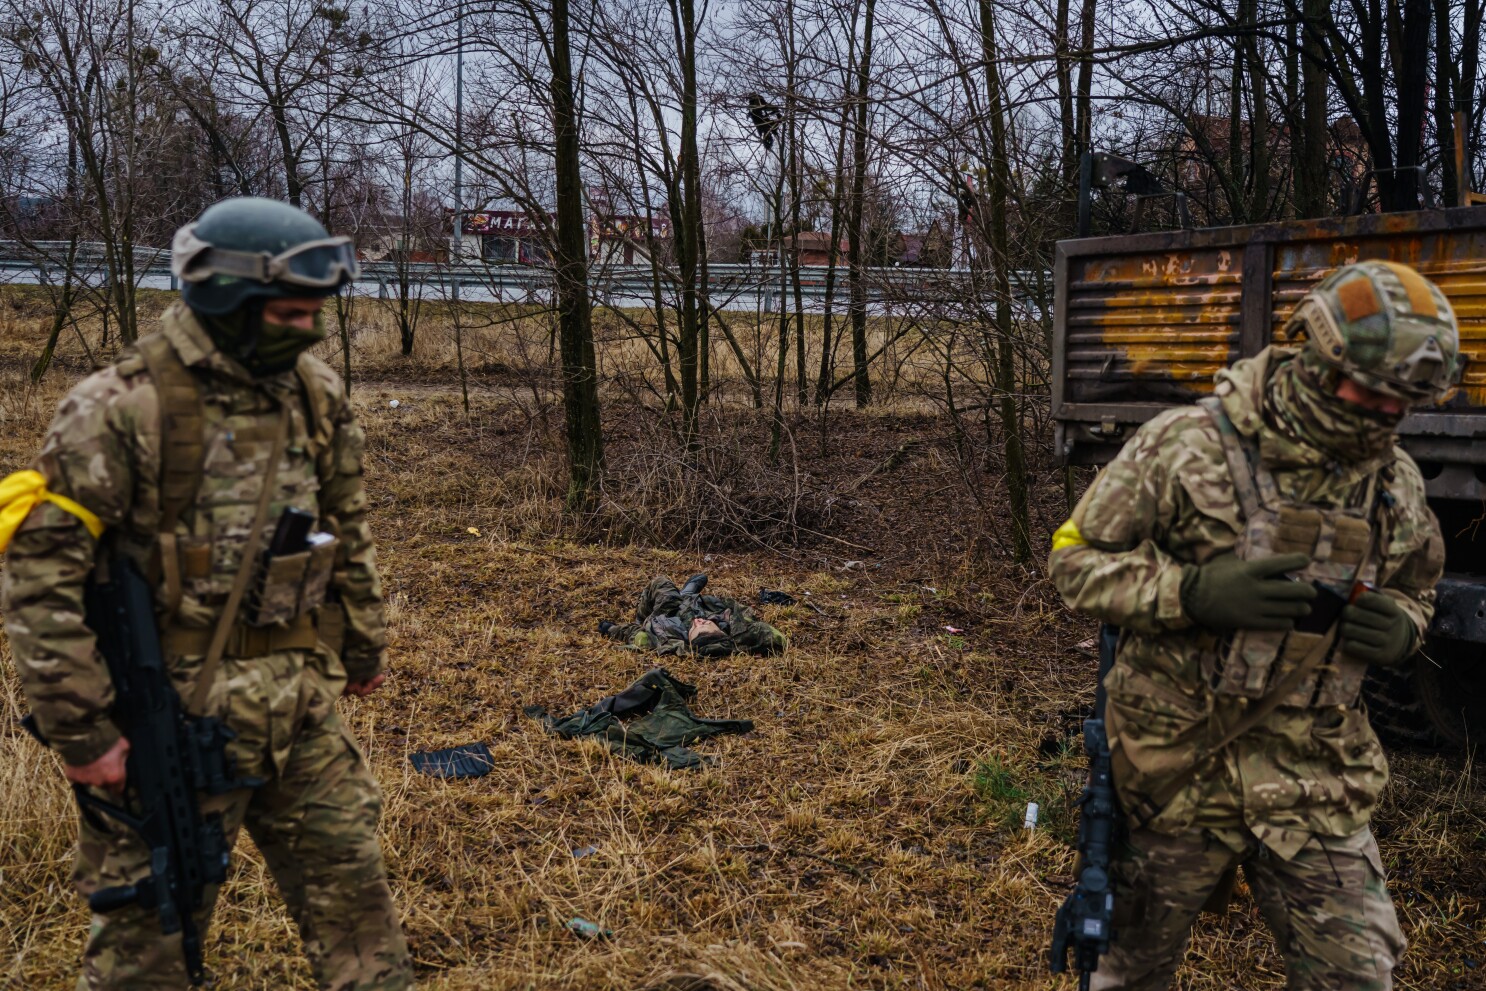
[[0, 241, 1042, 315]]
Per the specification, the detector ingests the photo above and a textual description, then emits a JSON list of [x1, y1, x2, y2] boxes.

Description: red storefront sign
[[461, 210, 672, 241], [463, 210, 549, 235]]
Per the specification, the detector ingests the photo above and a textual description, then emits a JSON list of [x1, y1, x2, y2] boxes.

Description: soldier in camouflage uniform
[[1049, 261, 1461, 990], [600, 574, 786, 657], [1, 198, 411, 989]]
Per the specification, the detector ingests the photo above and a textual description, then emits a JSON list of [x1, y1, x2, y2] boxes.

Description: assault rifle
[[1049, 623, 1121, 990], [22, 553, 261, 985]]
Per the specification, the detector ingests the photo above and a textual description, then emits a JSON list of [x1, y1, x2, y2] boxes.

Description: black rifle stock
[[22, 553, 260, 985], [1049, 623, 1120, 989]]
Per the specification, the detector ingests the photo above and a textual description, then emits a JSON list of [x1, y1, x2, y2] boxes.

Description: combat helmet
[[171, 197, 359, 315], [1284, 260, 1463, 404]]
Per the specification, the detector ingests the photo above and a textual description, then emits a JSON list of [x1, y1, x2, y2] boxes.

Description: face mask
[[1266, 353, 1403, 464], [197, 307, 255, 358], [194, 304, 325, 376], [252, 312, 326, 375]]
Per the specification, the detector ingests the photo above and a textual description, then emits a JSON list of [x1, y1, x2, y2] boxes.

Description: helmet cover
[[1284, 260, 1463, 404]]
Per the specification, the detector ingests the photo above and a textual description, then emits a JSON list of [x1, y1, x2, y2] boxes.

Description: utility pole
[[451, 0, 470, 412], [452, 1, 465, 302]]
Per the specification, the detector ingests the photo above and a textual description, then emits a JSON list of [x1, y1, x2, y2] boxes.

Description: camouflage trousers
[[72, 705, 411, 990], [1091, 826, 1404, 991]]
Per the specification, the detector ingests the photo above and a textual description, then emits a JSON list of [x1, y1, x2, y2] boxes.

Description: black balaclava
[[196, 299, 327, 378]]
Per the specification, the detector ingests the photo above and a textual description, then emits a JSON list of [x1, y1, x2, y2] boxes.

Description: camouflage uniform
[[1051, 346, 1443, 990], [605, 576, 786, 657], [2, 302, 411, 989]]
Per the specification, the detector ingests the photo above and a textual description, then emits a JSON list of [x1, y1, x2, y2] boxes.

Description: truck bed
[[1052, 207, 1486, 502]]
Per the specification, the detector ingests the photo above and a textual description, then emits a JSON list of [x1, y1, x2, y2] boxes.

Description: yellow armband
[[0, 470, 105, 553], [1051, 518, 1086, 554]]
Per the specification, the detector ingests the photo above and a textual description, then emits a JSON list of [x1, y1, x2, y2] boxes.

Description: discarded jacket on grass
[[524, 668, 753, 770]]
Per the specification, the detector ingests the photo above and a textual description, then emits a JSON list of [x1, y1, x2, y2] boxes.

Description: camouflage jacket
[[1050, 347, 1443, 858], [606, 576, 786, 657], [3, 303, 386, 766]]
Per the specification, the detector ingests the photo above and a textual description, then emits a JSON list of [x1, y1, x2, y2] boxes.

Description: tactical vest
[[1198, 397, 1388, 709], [124, 331, 342, 659]]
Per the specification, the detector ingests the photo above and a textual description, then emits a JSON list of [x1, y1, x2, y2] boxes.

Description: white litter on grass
[[388, 399, 401, 408], [1024, 802, 1040, 830]]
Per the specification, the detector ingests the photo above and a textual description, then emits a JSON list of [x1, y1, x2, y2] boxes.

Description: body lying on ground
[[600, 574, 786, 657]]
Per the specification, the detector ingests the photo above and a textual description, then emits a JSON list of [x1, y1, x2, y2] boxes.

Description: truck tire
[[1412, 637, 1485, 751], [1362, 665, 1444, 749], [1362, 639, 1485, 752]]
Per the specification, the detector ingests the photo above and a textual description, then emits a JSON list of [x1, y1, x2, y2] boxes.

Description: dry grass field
[[1, 288, 1483, 990]]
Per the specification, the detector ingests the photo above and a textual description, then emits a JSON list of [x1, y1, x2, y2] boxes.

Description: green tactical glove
[[1339, 591, 1417, 666], [1180, 552, 1317, 632]]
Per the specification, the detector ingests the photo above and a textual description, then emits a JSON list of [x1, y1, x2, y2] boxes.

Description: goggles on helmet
[[172, 224, 360, 289]]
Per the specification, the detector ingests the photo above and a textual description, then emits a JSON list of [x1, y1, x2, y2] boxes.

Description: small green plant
[[973, 758, 1027, 801], [970, 757, 1076, 842]]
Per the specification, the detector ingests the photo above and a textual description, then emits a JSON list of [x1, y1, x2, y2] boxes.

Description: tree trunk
[[551, 0, 604, 510], [847, 0, 876, 409], [1387, 0, 1432, 210], [271, 99, 304, 208], [1434, 0, 1457, 205], [1075, 0, 1097, 199], [1228, 1, 1246, 222], [1463, 2, 1484, 194], [335, 291, 353, 397], [1244, 0, 1271, 219], [978, 0, 1031, 565], [668, 0, 705, 434], [1295, 0, 1329, 216], [1056, 0, 1076, 234], [31, 270, 77, 382], [1285, 16, 1301, 217], [814, 74, 854, 406], [617, 79, 679, 402], [769, 148, 788, 462], [786, 6, 807, 406]]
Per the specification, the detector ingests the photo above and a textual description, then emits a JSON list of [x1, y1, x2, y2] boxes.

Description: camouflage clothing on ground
[[605, 576, 786, 657], [1050, 345, 1443, 988], [526, 667, 754, 770], [2, 302, 410, 989]]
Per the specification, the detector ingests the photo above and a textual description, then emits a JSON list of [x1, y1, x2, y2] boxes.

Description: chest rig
[[129, 332, 340, 662], [1198, 397, 1389, 709]]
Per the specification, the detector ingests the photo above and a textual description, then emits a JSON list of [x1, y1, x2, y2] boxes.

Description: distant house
[[359, 234, 442, 265], [786, 231, 847, 266], [897, 222, 954, 268], [589, 214, 672, 266], [462, 210, 550, 264], [458, 207, 671, 265]]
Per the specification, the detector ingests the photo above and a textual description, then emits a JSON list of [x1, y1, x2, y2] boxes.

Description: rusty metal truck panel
[[1053, 207, 1486, 500]]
